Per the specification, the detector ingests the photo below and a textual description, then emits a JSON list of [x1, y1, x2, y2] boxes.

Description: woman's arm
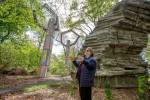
[[72, 57, 80, 68], [72, 60, 79, 68], [83, 58, 96, 70]]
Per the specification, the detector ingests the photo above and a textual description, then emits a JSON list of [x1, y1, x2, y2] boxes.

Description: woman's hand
[[78, 56, 84, 62], [68, 56, 84, 62], [66, 56, 77, 61]]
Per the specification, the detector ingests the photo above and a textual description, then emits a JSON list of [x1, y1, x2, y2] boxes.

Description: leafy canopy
[[0, 0, 44, 43], [66, 0, 119, 35]]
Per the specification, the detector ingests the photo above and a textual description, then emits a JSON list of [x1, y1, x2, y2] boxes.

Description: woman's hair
[[77, 47, 94, 57], [86, 47, 94, 57]]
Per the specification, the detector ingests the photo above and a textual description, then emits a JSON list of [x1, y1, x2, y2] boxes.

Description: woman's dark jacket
[[72, 56, 96, 87]]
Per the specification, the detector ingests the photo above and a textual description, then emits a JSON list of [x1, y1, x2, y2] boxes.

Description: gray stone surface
[[84, 0, 150, 87]]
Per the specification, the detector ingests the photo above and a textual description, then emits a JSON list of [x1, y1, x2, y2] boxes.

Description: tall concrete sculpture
[[39, 4, 59, 78], [84, 0, 150, 87]]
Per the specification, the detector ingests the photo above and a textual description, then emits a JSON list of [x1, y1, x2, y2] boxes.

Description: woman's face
[[84, 48, 91, 57]]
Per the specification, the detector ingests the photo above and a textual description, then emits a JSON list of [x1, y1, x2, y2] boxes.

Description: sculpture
[[84, 0, 150, 87]]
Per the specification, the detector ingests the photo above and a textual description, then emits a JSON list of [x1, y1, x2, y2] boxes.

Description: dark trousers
[[79, 87, 92, 100]]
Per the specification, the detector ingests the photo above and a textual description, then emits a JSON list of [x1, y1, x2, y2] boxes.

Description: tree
[[66, 0, 119, 36], [50, 54, 68, 76], [0, 37, 41, 74], [0, 0, 44, 43]]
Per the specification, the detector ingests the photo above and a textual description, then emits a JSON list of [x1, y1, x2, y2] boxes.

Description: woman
[[72, 47, 97, 100]]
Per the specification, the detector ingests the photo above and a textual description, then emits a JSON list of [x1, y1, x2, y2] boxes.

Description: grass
[[23, 82, 60, 93], [68, 81, 78, 96], [23, 84, 49, 92], [23, 81, 72, 93]]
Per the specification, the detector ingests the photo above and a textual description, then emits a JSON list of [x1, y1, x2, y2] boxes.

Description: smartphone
[[76, 56, 84, 62]]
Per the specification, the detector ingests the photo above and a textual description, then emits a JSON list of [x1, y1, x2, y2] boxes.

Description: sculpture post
[[65, 40, 71, 71], [39, 4, 59, 78], [61, 30, 80, 72]]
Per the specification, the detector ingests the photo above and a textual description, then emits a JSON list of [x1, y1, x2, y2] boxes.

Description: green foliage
[[0, 37, 41, 73], [23, 82, 64, 92], [68, 81, 78, 96], [49, 47, 78, 76], [50, 54, 69, 76], [70, 47, 78, 72], [85, 0, 119, 23], [138, 76, 148, 100], [0, 0, 44, 74], [24, 84, 49, 92], [67, 0, 119, 29], [23, 81, 72, 93], [104, 80, 113, 100], [0, 0, 44, 43]]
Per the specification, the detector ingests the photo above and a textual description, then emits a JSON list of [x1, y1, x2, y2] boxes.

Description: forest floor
[[0, 75, 101, 100], [0, 75, 150, 100]]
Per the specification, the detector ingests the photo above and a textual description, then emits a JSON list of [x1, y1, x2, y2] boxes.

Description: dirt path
[[0, 86, 101, 100], [0, 75, 72, 94], [0, 75, 80, 100], [0, 75, 149, 100], [0, 87, 80, 100]]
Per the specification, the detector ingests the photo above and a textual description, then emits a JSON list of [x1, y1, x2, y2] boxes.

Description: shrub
[[104, 80, 113, 100], [138, 75, 149, 100], [0, 41, 41, 75]]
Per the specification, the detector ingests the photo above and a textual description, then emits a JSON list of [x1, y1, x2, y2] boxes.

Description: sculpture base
[[94, 74, 145, 88]]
